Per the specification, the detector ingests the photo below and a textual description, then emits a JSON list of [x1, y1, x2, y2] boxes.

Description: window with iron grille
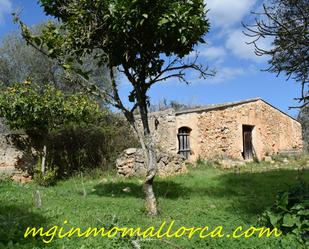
[[178, 127, 191, 159]]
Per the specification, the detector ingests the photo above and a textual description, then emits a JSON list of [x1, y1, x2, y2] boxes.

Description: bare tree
[[244, 0, 309, 108]]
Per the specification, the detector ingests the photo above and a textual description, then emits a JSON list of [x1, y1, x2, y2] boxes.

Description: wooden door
[[178, 127, 191, 159], [243, 125, 253, 160]]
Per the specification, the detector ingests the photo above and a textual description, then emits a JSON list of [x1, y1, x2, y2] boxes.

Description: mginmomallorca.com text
[[24, 220, 282, 244]]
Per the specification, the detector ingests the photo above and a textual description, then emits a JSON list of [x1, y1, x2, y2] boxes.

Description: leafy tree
[[15, 0, 211, 215], [0, 26, 110, 93], [244, 0, 309, 108], [0, 81, 103, 175]]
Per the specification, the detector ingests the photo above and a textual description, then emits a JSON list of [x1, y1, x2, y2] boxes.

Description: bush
[[260, 182, 309, 245], [0, 82, 139, 180], [32, 159, 57, 186], [46, 117, 138, 177], [34, 169, 57, 187]]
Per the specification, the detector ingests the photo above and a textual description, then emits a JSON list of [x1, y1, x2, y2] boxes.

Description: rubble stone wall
[[184, 100, 303, 160], [0, 120, 23, 169], [116, 148, 187, 177], [0, 119, 31, 182], [136, 109, 178, 154], [1, 99, 303, 179], [140, 100, 303, 161]]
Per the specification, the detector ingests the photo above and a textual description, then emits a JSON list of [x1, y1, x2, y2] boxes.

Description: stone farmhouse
[[144, 98, 303, 161], [0, 97, 304, 180]]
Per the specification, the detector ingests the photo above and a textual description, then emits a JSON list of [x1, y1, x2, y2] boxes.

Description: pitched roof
[[175, 98, 260, 115], [175, 97, 299, 123]]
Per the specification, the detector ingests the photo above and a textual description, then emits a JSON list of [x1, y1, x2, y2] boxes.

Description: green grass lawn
[[0, 161, 308, 249]]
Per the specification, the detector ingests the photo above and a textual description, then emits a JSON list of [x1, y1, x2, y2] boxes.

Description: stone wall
[[0, 119, 27, 179], [116, 148, 187, 177], [2, 98, 302, 178], [0, 120, 21, 169], [0, 119, 34, 181], [135, 109, 177, 154], [195, 100, 302, 160], [143, 99, 303, 161], [0, 135, 24, 168]]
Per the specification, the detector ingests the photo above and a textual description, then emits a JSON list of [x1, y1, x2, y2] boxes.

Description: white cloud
[[225, 29, 272, 62], [199, 46, 226, 63], [206, 0, 256, 28], [186, 66, 245, 84], [0, 0, 12, 25], [225, 29, 256, 60], [211, 67, 245, 83]]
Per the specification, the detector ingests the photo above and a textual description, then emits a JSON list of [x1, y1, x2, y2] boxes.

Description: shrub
[[0, 82, 138, 180], [260, 181, 309, 245], [34, 169, 57, 187], [46, 118, 139, 177]]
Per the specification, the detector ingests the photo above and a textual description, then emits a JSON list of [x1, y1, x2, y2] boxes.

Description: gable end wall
[[194, 100, 303, 160]]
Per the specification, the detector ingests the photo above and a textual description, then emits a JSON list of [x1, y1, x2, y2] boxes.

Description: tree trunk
[[143, 134, 158, 216], [126, 110, 158, 215], [108, 60, 158, 215], [138, 100, 158, 216], [41, 145, 47, 175]]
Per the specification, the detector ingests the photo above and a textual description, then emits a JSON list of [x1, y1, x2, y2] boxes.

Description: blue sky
[[0, 0, 301, 117]]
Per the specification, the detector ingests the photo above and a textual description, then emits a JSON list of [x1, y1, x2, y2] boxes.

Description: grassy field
[[0, 159, 308, 249]]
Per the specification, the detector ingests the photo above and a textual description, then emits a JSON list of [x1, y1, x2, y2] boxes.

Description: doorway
[[242, 125, 254, 160], [178, 127, 191, 159]]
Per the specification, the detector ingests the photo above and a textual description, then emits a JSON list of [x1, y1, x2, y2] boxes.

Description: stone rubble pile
[[116, 148, 187, 177]]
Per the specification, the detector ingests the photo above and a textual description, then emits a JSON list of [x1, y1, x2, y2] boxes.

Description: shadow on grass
[[0, 204, 48, 248], [195, 169, 308, 216], [93, 169, 308, 217], [92, 180, 190, 199]]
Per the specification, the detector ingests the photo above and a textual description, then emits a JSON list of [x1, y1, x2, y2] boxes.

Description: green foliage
[[260, 182, 309, 245], [0, 27, 66, 88], [15, 0, 207, 216], [34, 160, 58, 187], [0, 81, 138, 179], [0, 27, 110, 93], [0, 82, 115, 178], [0, 81, 102, 134], [46, 121, 139, 177], [36, 0, 209, 64], [15, 0, 210, 109]]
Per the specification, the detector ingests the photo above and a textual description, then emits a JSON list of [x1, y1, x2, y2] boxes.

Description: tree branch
[[147, 55, 214, 87]]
